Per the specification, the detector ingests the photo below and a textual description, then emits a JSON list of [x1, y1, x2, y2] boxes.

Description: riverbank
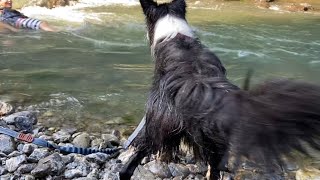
[[1, 101, 320, 179]]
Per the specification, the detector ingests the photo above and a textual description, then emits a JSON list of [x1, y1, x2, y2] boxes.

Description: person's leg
[[39, 21, 57, 32]]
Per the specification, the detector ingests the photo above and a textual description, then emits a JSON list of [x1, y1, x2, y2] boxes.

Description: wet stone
[[0, 134, 16, 155], [2, 111, 37, 132]]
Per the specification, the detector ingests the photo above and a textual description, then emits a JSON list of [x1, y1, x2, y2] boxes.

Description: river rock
[[72, 132, 90, 148], [168, 163, 190, 178], [0, 165, 8, 175], [21, 175, 36, 180], [132, 165, 157, 180], [86, 152, 110, 165], [17, 163, 37, 174], [2, 111, 37, 132], [145, 160, 172, 178], [296, 167, 320, 180], [31, 153, 65, 177], [0, 101, 14, 116], [0, 134, 16, 155], [22, 144, 37, 155], [28, 148, 50, 163], [52, 129, 71, 143], [65, 155, 91, 178], [5, 154, 27, 172], [101, 134, 120, 146]]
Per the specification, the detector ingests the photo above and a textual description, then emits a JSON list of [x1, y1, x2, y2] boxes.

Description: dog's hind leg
[[119, 148, 147, 180]]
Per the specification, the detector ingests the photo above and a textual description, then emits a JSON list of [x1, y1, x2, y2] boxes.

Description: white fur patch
[[153, 15, 194, 46]]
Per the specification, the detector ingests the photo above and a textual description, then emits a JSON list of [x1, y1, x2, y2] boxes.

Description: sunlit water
[[0, 0, 319, 133]]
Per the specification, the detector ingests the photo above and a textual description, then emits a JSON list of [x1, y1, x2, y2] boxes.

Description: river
[[0, 0, 319, 133]]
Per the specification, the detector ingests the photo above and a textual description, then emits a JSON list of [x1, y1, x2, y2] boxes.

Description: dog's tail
[[230, 79, 320, 170]]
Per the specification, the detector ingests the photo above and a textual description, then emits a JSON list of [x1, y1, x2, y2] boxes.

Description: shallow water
[[0, 1, 320, 132]]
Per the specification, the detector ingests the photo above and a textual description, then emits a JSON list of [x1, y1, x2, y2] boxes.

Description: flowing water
[[0, 0, 319, 133]]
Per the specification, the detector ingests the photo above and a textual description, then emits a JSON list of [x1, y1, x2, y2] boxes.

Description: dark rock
[[17, 163, 37, 174], [31, 163, 51, 178], [2, 111, 37, 132]]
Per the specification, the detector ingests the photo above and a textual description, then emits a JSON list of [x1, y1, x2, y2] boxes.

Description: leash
[[123, 116, 146, 149], [0, 126, 121, 155]]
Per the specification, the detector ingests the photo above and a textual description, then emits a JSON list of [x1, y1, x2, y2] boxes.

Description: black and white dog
[[120, 0, 320, 179]]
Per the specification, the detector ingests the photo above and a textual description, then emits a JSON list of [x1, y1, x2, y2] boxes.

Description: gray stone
[[186, 163, 208, 174], [0, 165, 8, 175], [101, 134, 120, 146], [168, 163, 190, 178], [132, 165, 156, 180], [87, 168, 100, 179], [5, 154, 27, 172], [17, 163, 37, 174], [86, 153, 110, 165], [145, 160, 172, 178], [7, 151, 22, 158], [65, 156, 91, 178], [31, 163, 51, 178], [0, 174, 13, 180], [28, 148, 50, 163], [52, 130, 71, 143], [31, 153, 65, 177], [72, 133, 90, 148], [0, 134, 16, 155], [22, 144, 37, 155], [22, 175, 36, 180]]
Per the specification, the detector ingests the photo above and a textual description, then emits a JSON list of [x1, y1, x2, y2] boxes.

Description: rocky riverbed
[[1, 101, 320, 179]]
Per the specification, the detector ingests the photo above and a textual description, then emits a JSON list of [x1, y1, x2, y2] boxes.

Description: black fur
[[120, 0, 320, 179]]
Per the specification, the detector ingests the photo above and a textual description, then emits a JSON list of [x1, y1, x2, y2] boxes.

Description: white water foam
[[20, 0, 139, 23]]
